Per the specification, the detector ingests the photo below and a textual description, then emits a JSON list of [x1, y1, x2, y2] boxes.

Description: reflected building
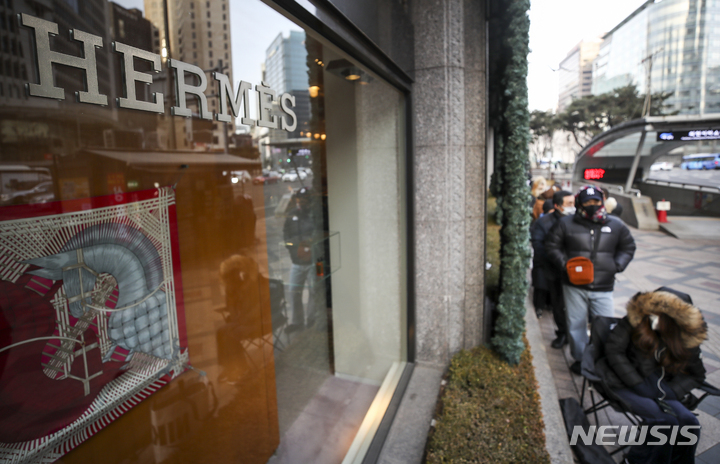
[[592, 0, 720, 115], [144, 0, 233, 149], [258, 31, 312, 170], [0, 0, 157, 165], [264, 31, 311, 139]]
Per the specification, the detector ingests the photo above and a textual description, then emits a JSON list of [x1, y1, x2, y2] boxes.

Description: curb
[[524, 290, 574, 464]]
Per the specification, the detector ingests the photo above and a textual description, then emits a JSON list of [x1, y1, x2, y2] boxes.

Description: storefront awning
[[86, 149, 262, 169], [262, 138, 316, 147]]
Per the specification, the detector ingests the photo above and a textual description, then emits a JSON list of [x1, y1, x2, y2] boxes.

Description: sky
[[114, 0, 301, 87], [117, 0, 651, 114], [528, 0, 650, 112]]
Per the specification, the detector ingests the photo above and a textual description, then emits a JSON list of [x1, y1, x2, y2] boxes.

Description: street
[[648, 167, 720, 190]]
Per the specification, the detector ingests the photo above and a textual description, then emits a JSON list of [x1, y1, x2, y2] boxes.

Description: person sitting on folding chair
[[599, 290, 707, 464]]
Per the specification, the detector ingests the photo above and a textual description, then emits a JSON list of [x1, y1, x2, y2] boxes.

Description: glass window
[[0, 1, 407, 464]]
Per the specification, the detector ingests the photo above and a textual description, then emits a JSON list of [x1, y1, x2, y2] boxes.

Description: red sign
[[587, 141, 605, 156], [584, 168, 606, 180]]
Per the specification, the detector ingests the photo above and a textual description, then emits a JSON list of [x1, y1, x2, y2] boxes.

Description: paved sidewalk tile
[[535, 226, 720, 462], [698, 443, 720, 464]]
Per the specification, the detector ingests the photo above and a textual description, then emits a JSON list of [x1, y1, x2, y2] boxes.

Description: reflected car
[[0, 181, 55, 205], [282, 171, 307, 182], [253, 171, 281, 184], [231, 170, 252, 184], [650, 162, 674, 171], [28, 182, 55, 203]]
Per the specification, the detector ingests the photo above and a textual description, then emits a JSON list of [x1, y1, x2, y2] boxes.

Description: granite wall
[[412, 0, 487, 366]]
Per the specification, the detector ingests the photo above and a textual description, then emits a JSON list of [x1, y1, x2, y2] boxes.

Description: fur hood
[[626, 291, 708, 348]]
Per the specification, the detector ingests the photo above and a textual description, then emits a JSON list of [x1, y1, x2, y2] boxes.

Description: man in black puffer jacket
[[283, 187, 317, 331], [531, 190, 574, 349], [545, 185, 636, 374]]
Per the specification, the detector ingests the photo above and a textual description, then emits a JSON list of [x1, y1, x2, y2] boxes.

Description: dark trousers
[[547, 275, 567, 336], [533, 287, 549, 310], [613, 374, 700, 464]]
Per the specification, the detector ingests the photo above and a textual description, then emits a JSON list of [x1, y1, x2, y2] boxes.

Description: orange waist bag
[[566, 256, 594, 285]]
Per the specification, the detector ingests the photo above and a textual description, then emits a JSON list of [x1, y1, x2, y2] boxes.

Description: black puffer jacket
[[530, 210, 562, 290], [598, 291, 708, 399], [283, 206, 315, 265], [545, 213, 636, 291]]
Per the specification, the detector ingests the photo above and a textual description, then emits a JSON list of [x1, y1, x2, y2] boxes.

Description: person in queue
[[598, 289, 706, 464], [529, 176, 548, 221], [531, 198, 559, 318], [540, 198, 554, 218], [545, 185, 636, 374], [531, 190, 574, 348]]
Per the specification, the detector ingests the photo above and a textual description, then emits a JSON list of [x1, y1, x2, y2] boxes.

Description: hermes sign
[[19, 13, 297, 131]]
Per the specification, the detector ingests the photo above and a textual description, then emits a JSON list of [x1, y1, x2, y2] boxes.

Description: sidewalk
[[538, 222, 720, 463]]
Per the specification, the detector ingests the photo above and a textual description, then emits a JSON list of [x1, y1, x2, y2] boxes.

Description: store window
[[0, 1, 407, 463]]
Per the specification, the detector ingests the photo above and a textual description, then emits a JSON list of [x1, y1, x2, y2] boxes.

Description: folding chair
[[268, 278, 289, 351], [580, 316, 642, 440]]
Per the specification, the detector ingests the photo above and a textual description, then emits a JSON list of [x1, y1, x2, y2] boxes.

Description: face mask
[[562, 206, 576, 216], [650, 314, 659, 331], [582, 204, 602, 216]]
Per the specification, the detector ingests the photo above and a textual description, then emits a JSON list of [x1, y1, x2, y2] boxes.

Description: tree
[[529, 110, 557, 164], [556, 84, 675, 149]]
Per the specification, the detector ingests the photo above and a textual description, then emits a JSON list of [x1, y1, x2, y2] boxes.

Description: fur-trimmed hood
[[626, 291, 708, 348]]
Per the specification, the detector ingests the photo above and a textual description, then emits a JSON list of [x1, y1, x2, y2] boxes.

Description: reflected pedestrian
[[283, 187, 317, 332]]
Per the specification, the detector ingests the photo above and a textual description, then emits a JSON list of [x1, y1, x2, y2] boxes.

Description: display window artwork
[[0, 187, 187, 463]]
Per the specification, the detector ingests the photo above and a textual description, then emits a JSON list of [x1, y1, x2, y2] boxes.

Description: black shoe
[[551, 334, 567, 349], [570, 361, 582, 375], [535, 308, 543, 318]]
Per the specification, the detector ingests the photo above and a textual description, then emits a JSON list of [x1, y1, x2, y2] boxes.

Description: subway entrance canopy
[[573, 114, 720, 191]]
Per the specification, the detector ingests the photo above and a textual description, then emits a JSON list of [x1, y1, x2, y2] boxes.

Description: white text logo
[[569, 425, 700, 446]]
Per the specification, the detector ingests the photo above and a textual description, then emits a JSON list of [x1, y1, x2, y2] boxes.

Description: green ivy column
[[490, 0, 532, 365]]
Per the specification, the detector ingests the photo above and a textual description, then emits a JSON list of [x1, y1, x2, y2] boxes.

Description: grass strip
[[425, 338, 550, 464]]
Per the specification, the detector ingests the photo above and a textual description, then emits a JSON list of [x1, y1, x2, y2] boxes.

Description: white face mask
[[562, 206, 576, 216], [650, 314, 660, 331]]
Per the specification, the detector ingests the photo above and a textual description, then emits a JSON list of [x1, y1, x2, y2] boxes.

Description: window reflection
[[0, 1, 406, 463]]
